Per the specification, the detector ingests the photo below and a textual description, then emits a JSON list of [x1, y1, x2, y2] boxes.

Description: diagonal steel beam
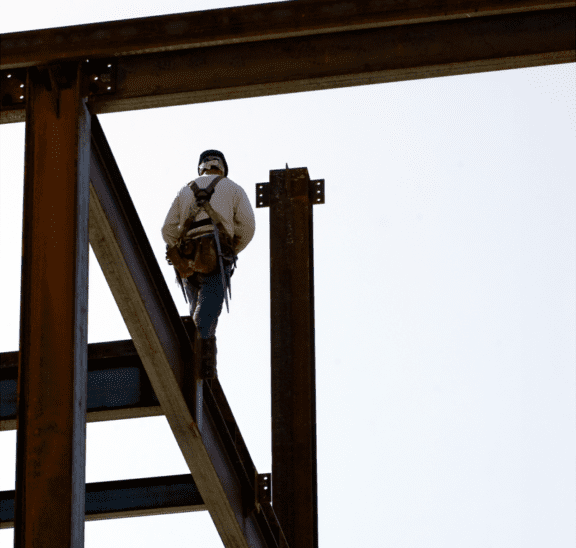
[[2, 3, 574, 123], [14, 63, 91, 548], [87, 115, 286, 547]]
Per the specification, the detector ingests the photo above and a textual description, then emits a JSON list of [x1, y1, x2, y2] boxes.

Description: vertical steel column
[[269, 167, 319, 548], [15, 64, 91, 548]]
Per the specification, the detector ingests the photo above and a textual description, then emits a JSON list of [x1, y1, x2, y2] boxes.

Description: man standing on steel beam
[[162, 150, 255, 374]]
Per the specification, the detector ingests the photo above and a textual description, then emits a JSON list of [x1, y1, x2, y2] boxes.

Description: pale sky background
[[1, 2, 575, 547]]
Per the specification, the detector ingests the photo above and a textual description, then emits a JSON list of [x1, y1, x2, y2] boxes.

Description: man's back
[[161, 174, 255, 252]]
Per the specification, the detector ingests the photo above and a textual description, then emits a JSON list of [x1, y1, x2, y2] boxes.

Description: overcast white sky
[[1, 2, 575, 547]]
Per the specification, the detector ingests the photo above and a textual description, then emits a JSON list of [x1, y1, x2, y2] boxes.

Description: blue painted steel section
[[1, 474, 203, 524], [1, 351, 159, 423]]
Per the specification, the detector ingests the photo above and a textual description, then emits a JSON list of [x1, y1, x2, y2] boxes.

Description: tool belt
[[167, 228, 235, 278]]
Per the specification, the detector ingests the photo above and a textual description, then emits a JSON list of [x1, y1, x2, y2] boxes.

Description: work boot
[[196, 333, 217, 379]]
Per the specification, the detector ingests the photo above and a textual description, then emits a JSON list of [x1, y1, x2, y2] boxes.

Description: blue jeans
[[184, 262, 232, 339]]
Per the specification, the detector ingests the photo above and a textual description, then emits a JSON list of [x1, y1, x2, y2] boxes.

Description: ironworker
[[161, 150, 255, 374]]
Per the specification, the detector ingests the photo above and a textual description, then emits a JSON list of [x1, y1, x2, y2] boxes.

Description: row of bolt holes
[[5, 74, 25, 100], [86, 60, 114, 91], [4, 61, 114, 98], [257, 181, 322, 206]]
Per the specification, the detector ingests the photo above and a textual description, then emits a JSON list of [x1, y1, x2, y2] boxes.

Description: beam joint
[[2, 4, 574, 123]]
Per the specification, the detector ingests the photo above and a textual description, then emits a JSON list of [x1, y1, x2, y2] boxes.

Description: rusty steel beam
[[87, 116, 287, 547], [14, 64, 91, 548], [261, 168, 320, 548], [1, 474, 206, 529], [88, 114, 199, 422], [1, 4, 574, 123], [82, 8, 576, 115], [2, 336, 287, 545], [1, 340, 162, 432], [0, 0, 572, 70]]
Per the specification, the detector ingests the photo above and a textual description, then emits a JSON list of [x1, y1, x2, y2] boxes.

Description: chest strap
[[187, 217, 214, 231], [181, 176, 223, 236]]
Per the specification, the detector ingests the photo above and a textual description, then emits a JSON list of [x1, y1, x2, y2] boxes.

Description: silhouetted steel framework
[[0, 1, 574, 547]]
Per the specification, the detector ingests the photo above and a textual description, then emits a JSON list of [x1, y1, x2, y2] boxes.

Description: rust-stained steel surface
[[88, 114, 196, 417], [2, 338, 288, 545], [202, 379, 289, 547], [1, 0, 572, 69], [1, 341, 161, 431], [91, 9, 574, 114], [14, 64, 91, 548], [2, 1, 571, 545], [2, 474, 206, 528], [1, 2, 574, 123], [267, 168, 320, 548]]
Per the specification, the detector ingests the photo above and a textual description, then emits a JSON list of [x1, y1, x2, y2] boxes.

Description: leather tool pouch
[[167, 235, 218, 278]]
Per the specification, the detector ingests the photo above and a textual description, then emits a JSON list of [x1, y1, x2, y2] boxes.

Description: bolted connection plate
[[256, 179, 325, 208], [83, 59, 117, 96], [257, 472, 271, 506], [1, 69, 27, 108]]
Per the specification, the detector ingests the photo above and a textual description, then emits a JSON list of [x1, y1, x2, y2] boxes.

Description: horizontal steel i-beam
[[1, 0, 572, 69], [1, 339, 162, 431], [90, 8, 575, 115], [1, 474, 206, 529], [1, 2, 574, 123], [1, 338, 285, 544]]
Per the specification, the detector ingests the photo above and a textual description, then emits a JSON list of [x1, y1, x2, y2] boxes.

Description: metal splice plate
[[83, 59, 117, 96], [257, 473, 271, 505], [1, 69, 27, 108], [310, 179, 325, 204], [256, 178, 325, 208], [256, 182, 270, 208]]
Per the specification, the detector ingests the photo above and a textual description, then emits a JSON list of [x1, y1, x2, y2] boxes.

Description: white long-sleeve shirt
[[161, 174, 255, 254]]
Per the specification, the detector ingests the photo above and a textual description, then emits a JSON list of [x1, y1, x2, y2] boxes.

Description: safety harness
[[166, 176, 236, 312]]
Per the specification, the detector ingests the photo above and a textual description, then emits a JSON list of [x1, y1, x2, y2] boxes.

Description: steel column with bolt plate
[[257, 168, 323, 548], [14, 64, 91, 548]]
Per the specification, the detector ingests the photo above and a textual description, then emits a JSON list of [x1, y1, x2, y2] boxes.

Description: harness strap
[[187, 218, 213, 230], [179, 176, 223, 240], [190, 175, 222, 203]]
